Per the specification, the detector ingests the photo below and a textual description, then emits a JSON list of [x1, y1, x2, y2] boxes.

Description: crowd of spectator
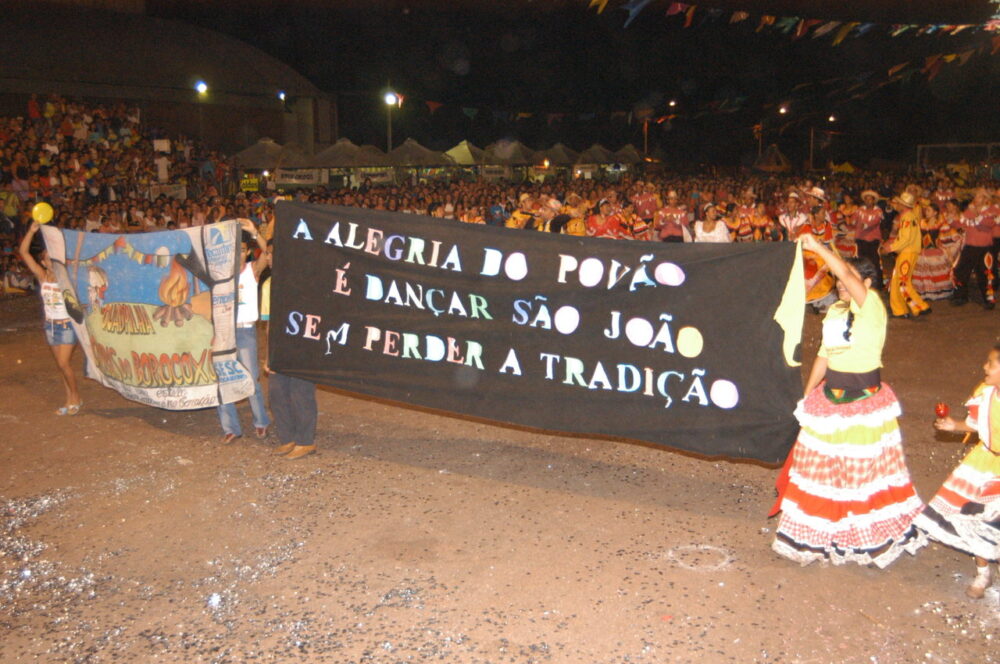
[[2, 94, 999, 308]]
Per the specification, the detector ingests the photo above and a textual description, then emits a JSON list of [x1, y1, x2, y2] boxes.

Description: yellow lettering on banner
[[101, 303, 155, 335]]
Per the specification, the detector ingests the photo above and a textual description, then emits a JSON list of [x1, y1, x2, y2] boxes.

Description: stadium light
[[384, 89, 398, 152]]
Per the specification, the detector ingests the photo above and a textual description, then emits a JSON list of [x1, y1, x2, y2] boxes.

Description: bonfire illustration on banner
[[60, 231, 217, 392]]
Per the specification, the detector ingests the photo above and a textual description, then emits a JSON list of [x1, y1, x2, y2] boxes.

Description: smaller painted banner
[[40, 222, 255, 410], [270, 202, 805, 463]]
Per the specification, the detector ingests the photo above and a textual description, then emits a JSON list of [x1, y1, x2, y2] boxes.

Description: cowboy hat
[[892, 192, 916, 208]]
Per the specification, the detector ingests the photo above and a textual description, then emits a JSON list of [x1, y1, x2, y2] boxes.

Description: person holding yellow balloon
[[18, 206, 83, 416]]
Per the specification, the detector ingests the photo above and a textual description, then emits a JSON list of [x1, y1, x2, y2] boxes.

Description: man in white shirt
[[217, 218, 272, 443]]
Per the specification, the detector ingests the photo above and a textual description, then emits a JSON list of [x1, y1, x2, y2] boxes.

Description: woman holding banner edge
[[19, 220, 83, 416], [770, 233, 926, 568]]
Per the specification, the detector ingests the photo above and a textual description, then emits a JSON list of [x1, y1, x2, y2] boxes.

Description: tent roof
[[535, 143, 579, 166], [356, 145, 391, 166], [388, 138, 454, 166], [444, 140, 486, 165], [484, 140, 538, 166], [234, 138, 283, 169], [275, 143, 312, 169], [754, 144, 791, 173], [311, 138, 363, 167], [613, 144, 644, 164], [576, 144, 616, 164]]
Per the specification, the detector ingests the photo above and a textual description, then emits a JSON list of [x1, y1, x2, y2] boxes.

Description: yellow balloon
[[32, 202, 54, 224]]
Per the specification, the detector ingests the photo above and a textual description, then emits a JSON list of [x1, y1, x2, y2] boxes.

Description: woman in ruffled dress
[[771, 233, 926, 568]]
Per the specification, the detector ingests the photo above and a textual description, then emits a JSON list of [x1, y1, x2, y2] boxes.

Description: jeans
[[217, 325, 271, 436], [269, 372, 317, 447]]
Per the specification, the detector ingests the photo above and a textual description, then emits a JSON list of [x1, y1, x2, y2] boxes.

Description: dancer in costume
[[691, 204, 732, 243], [771, 233, 926, 568], [799, 205, 837, 313], [654, 190, 688, 243], [832, 194, 858, 258], [937, 199, 965, 268], [853, 190, 885, 290], [951, 189, 996, 309], [915, 344, 1000, 598], [913, 203, 955, 300], [882, 192, 931, 318]]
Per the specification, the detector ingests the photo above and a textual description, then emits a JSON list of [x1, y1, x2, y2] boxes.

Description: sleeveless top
[[41, 281, 70, 321]]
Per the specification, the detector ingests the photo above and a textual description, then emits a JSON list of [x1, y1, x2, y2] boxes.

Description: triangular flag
[[957, 49, 975, 66], [775, 16, 798, 34], [794, 19, 822, 39], [622, 0, 654, 28], [757, 15, 775, 32], [927, 60, 944, 81], [665, 2, 687, 17], [812, 21, 841, 38], [887, 62, 909, 77], [588, 0, 610, 13], [462, 107, 478, 120], [832, 22, 859, 46], [683, 5, 697, 28], [425, 101, 443, 114], [730, 11, 749, 23], [922, 54, 942, 73]]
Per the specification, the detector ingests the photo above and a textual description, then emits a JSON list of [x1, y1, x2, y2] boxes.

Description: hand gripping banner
[[269, 202, 805, 463], [40, 222, 255, 410]]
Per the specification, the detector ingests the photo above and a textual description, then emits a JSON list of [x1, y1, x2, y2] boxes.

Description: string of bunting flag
[[67, 236, 176, 268], [590, 0, 1000, 36], [410, 26, 998, 131], [399, 1, 1000, 137]]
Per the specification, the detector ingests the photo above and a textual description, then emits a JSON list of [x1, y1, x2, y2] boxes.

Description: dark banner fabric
[[270, 202, 804, 463]]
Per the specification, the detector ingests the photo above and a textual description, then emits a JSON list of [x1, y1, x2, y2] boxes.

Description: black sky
[[148, 0, 1000, 166]]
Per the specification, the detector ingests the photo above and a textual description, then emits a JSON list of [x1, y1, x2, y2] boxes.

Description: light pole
[[384, 91, 398, 153]]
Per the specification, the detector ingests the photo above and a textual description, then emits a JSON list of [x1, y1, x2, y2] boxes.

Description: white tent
[[536, 142, 579, 166], [576, 143, 616, 164], [484, 139, 538, 166], [274, 142, 312, 169], [356, 144, 391, 166], [388, 138, 454, 166], [311, 138, 363, 167], [613, 144, 644, 164], [233, 137, 283, 169], [444, 140, 487, 165]]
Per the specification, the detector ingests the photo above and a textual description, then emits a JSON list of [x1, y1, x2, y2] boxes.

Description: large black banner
[[270, 202, 804, 463]]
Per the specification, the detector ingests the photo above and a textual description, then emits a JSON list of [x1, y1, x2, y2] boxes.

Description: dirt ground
[[2, 291, 1000, 664]]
